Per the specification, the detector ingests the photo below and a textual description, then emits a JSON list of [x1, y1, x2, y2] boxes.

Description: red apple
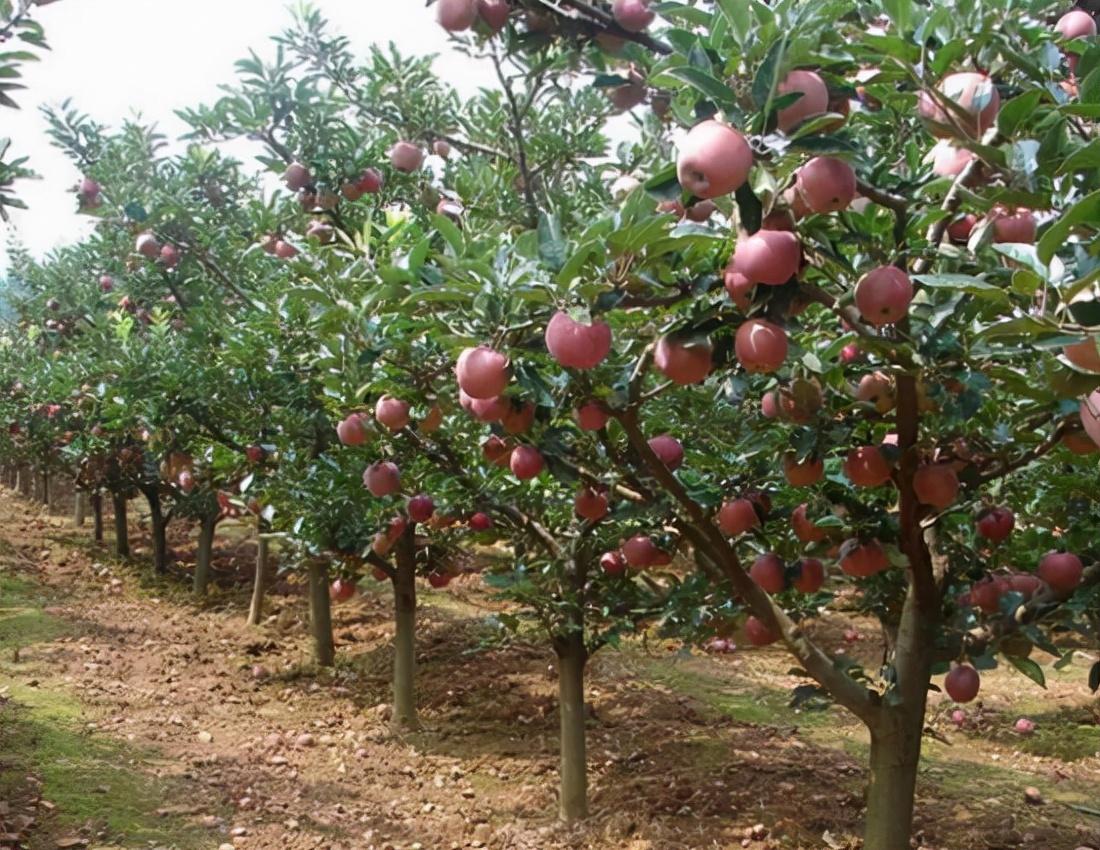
[[976, 506, 1014, 542], [469, 512, 494, 531], [363, 461, 401, 497], [844, 446, 892, 487], [855, 266, 913, 325], [1056, 9, 1097, 39], [545, 311, 612, 369], [283, 162, 312, 190], [575, 401, 610, 431], [612, 0, 654, 31], [1064, 338, 1100, 373], [510, 445, 545, 480], [783, 454, 824, 486], [735, 319, 788, 373], [647, 434, 684, 470], [745, 615, 779, 647], [622, 534, 658, 568], [991, 207, 1037, 243], [357, 168, 384, 194], [159, 244, 180, 267], [791, 502, 827, 543], [500, 401, 535, 434], [482, 435, 513, 465], [437, 0, 478, 30], [135, 232, 160, 259], [776, 69, 829, 132], [456, 345, 510, 399], [575, 486, 609, 521], [407, 494, 435, 523], [1080, 390, 1100, 448], [792, 558, 825, 593], [913, 463, 959, 509], [839, 538, 889, 577], [944, 664, 980, 703], [750, 553, 787, 594], [1038, 551, 1084, 593], [427, 572, 452, 588], [795, 156, 857, 213], [477, 0, 511, 32], [330, 579, 357, 603], [947, 214, 977, 243], [717, 498, 759, 536], [390, 141, 424, 173], [930, 142, 975, 177], [675, 120, 753, 199], [375, 395, 411, 432], [337, 413, 369, 446], [917, 72, 1000, 139], [971, 576, 1006, 613], [274, 240, 298, 259], [245, 445, 264, 464], [601, 550, 627, 575], [654, 335, 712, 385], [733, 230, 801, 285], [724, 266, 754, 310]]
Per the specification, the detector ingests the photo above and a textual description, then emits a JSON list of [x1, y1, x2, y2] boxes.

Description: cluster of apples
[[134, 232, 180, 268]]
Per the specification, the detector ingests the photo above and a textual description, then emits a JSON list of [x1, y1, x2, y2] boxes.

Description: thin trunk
[[307, 558, 335, 667], [864, 711, 925, 850], [112, 492, 129, 558], [193, 510, 219, 596], [73, 491, 86, 527], [144, 488, 169, 574], [556, 633, 589, 823], [13, 467, 21, 494], [92, 492, 104, 543], [40, 470, 49, 506], [247, 531, 271, 626], [391, 530, 420, 731]]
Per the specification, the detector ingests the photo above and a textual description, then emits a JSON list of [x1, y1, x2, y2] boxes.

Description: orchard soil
[[1, 487, 1098, 850]]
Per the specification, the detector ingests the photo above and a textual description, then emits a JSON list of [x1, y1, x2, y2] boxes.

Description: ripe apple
[[1080, 390, 1100, 449], [795, 156, 857, 213], [735, 319, 788, 373], [456, 345, 510, 399], [510, 445, 545, 480], [732, 230, 801, 285], [482, 435, 513, 465], [1007, 573, 1043, 598], [760, 391, 781, 419], [135, 232, 160, 259], [306, 221, 334, 244], [363, 461, 401, 497], [1064, 338, 1100, 372], [575, 486, 609, 521], [612, 0, 655, 31], [337, 413, 369, 446], [685, 200, 717, 222], [438, 0, 478, 30], [855, 266, 913, 325], [913, 463, 959, 509], [944, 664, 980, 703], [970, 577, 1006, 613], [283, 161, 312, 190], [947, 214, 977, 243], [622, 534, 658, 567], [647, 434, 683, 470], [427, 572, 453, 588], [608, 83, 647, 112], [839, 538, 889, 577], [750, 553, 786, 594], [357, 168, 384, 194], [930, 141, 975, 177], [407, 494, 435, 523], [478, 0, 511, 32], [545, 311, 612, 369], [917, 72, 1000, 138], [724, 266, 754, 310], [245, 445, 264, 464], [1038, 551, 1083, 592], [600, 550, 627, 575], [178, 470, 195, 493], [856, 371, 896, 412], [976, 506, 1014, 542], [844, 446, 892, 487], [274, 240, 298, 259], [791, 502, 827, 543], [792, 558, 825, 593], [390, 141, 424, 173], [775, 69, 829, 132], [744, 615, 779, 647], [783, 454, 824, 486], [717, 498, 759, 536], [469, 512, 494, 531], [330, 579, 357, 603], [1056, 9, 1097, 39], [160, 244, 180, 267], [98, 274, 114, 292], [574, 401, 610, 431], [654, 335, 712, 385], [991, 207, 1037, 243], [500, 401, 535, 434], [419, 404, 444, 432], [375, 395, 411, 432], [675, 120, 753, 199]]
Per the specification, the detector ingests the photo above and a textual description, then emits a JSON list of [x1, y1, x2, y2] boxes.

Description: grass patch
[[0, 685, 209, 847], [0, 571, 68, 653]]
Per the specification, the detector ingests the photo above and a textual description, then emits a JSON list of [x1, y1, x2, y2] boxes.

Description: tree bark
[[307, 558, 335, 667], [73, 490, 86, 527], [112, 492, 129, 558], [193, 510, 219, 596], [391, 530, 420, 732], [40, 470, 49, 506], [247, 530, 271, 626], [143, 488, 169, 574], [92, 492, 104, 543], [556, 632, 589, 823], [13, 467, 22, 495], [864, 711, 925, 850]]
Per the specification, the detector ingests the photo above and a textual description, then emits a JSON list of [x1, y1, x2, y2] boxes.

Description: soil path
[[1, 488, 1098, 850]]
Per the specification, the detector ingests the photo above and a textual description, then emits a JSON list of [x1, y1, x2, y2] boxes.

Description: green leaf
[[431, 214, 464, 256], [996, 90, 1044, 137], [751, 37, 787, 111], [652, 66, 737, 110], [914, 273, 1007, 301], [715, 0, 752, 42], [537, 212, 567, 272], [881, 0, 911, 34], [1038, 188, 1100, 265], [1007, 654, 1046, 688], [735, 180, 762, 234]]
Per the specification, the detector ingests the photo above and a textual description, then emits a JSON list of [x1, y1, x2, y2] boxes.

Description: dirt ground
[[1, 487, 1099, 850]]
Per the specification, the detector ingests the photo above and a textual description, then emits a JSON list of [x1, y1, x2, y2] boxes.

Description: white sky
[[0, 0, 497, 272]]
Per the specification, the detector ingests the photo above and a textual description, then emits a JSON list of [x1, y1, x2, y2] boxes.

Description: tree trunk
[[92, 492, 104, 543], [73, 491, 86, 527], [193, 510, 219, 596], [13, 467, 21, 494], [864, 712, 924, 850], [144, 488, 169, 574], [556, 633, 589, 823], [307, 558, 335, 667], [247, 531, 271, 626], [391, 530, 420, 732], [112, 492, 129, 558], [40, 470, 49, 506]]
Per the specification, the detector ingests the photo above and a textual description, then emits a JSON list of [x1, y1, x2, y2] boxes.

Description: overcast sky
[[0, 0, 497, 271]]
